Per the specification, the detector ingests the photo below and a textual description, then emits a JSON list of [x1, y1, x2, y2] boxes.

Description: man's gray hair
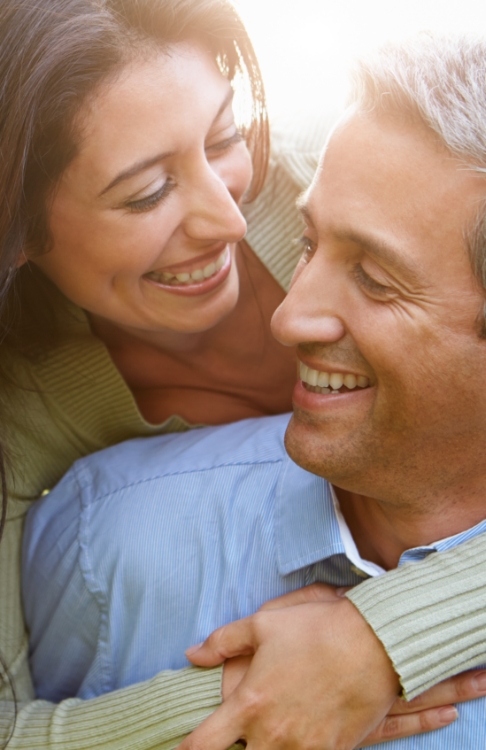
[[350, 33, 486, 325]]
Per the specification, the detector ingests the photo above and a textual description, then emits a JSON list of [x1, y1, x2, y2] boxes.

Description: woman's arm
[[346, 532, 486, 699], [0, 667, 222, 750], [182, 534, 486, 750], [2, 436, 224, 750]]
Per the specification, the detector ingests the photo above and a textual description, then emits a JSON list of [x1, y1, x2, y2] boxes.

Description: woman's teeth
[[300, 362, 370, 394], [147, 248, 228, 286]]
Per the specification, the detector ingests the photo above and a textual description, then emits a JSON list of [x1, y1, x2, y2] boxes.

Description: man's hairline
[[297, 106, 486, 305]]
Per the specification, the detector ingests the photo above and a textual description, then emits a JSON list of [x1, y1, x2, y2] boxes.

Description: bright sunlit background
[[233, 0, 486, 122]]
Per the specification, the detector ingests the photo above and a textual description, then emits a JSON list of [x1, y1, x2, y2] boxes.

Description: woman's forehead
[[63, 42, 233, 192]]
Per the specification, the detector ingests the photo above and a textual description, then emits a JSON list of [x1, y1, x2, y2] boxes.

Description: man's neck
[[334, 486, 486, 570]]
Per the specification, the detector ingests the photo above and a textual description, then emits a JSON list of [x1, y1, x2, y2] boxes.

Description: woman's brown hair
[[0, 3, 267, 727], [0, 0, 269, 544]]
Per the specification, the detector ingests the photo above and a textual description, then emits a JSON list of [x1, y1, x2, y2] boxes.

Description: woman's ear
[[16, 252, 28, 268]]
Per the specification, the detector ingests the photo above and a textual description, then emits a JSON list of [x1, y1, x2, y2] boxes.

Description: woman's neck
[[89, 313, 215, 354], [88, 243, 297, 426]]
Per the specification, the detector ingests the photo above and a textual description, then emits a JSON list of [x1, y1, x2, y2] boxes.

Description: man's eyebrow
[[334, 228, 422, 286], [297, 198, 421, 286], [296, 196, 315, 228], [98, 88, 235, 198]]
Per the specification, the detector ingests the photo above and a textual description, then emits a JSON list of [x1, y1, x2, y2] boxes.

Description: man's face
[[272, 111, 486, 505]]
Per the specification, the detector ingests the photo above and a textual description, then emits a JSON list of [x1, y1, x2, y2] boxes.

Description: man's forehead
[[302, 110, 486, 225], [296, 111, 486, 289]]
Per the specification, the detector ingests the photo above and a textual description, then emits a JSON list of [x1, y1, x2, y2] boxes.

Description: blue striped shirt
[[22, 413, 486, 749]]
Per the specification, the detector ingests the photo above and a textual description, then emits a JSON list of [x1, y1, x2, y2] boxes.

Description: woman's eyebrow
[[98, 88, 235, 199], [99, 150, 176, 197], [214, 87, 234, 121]]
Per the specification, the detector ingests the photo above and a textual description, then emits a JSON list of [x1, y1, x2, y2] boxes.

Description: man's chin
[[284, 413, 334, 478], [284, 411, 364, 483]]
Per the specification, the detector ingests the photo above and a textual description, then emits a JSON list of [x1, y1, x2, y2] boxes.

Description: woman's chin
[[140, 273, 241, 337]]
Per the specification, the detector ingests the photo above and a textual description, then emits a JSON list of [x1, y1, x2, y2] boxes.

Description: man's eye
[[124, 180, 175, 213], [296, 236, 317, 261], [206, 131, 244, 154], [353, 263, 392, 297]]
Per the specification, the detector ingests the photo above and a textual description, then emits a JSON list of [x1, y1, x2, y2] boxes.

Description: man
[[181, 35, 486, 750], [23, 34, 486, 750]]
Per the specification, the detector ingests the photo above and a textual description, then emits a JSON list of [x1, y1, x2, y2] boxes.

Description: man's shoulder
[[24, 414, 292, 569], [69, 413, 292, 501]]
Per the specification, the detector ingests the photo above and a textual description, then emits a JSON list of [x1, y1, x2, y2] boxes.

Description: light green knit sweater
[[1, 116, 486, 749]]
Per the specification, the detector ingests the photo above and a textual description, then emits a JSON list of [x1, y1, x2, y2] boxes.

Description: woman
[[1, 1, 486, 748]]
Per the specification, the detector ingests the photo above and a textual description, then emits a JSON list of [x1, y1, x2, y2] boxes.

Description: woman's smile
[[29, 42, 252, 339], [144, 243, 232, 296]]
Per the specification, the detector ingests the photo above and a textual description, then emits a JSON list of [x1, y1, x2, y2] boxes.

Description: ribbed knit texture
[[4, 112, 485, 746], [346, 534, 486, 700], [0, 120, 327, 748], [0, 668, 223, 749]]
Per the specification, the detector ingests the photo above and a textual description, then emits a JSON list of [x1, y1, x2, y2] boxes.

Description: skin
[[23, 48, 486, 746], [28, 42, 296, 424], [274, 110, 486, 567], [183, 112, 486, 749]]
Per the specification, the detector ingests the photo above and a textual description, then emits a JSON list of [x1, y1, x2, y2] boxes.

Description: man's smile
[[299, 361, 370, 394]]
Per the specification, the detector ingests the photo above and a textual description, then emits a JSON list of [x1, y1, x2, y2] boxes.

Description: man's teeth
[[148, 248, 227, 285], [300, 363, 370, 394]]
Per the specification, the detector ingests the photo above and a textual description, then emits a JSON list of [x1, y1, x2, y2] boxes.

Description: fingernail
[[472, 671, 486, 692], [336, 587, 347, 597], [439, 707, 458, 724], [186, 642, 203, 656]]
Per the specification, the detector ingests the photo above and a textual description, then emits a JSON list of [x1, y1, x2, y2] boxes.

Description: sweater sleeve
[[0, 666, 222, 750], [346, 532, 486, 700]]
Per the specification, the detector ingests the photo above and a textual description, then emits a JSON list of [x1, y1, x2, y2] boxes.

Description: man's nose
[[271, 254, 346, 346], [183, 161, 248, 244]]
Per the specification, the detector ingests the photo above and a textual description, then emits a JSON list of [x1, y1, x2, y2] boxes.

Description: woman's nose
[[183, 157, 250, 244], [271, 255, 346, 347]]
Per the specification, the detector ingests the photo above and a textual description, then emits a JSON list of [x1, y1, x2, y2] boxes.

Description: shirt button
[[350, 564, 369, 579]]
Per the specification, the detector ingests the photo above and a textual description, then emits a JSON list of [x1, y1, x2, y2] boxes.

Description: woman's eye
[[353, 263, 392, 298], [207, 131, 244, 154], [124, 180, 175, 213]]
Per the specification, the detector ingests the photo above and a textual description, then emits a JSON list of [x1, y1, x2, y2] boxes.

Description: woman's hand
[[182, 585, 486, 750], [359, 670, 486, 746]]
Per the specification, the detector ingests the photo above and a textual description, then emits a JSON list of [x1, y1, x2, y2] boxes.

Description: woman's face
[[30, 42, 253, 337]]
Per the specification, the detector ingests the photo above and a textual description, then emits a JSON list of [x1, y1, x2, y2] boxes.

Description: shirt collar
[[275, 455, 486, 576], [274, 456, 344, 575]]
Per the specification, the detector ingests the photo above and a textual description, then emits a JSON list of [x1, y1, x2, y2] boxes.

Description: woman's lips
[[143, 246, 232, 297]]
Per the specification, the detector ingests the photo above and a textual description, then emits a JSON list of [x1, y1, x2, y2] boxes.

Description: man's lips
[[299, 360, 371, 393], [292, 379, 374, 414]]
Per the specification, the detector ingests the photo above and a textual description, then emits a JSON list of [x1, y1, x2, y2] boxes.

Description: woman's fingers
[[389, 670, 486, 714], [357, 706, 458, 747], [356, 670, 486, 746]]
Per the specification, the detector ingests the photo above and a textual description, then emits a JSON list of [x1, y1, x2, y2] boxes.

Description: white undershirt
[[330, 485, 386, 578]]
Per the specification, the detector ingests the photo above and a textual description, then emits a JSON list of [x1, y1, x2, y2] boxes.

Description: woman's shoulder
[[269, 110, 341, 189], [0, 306, 147, 504], [243, 111, 341, 291]]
